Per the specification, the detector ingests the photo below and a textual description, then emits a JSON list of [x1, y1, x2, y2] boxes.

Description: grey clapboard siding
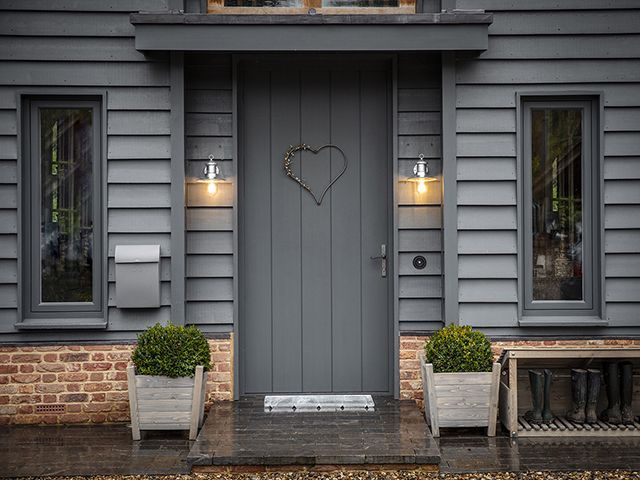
[[0, 1, 171, 336], [457, 1, 640, 329], [397, 54, 443, 328], [184, 55, 234, 328]]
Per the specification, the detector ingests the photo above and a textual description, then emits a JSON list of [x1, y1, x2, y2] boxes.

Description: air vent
[[36, 404, 66, 414]]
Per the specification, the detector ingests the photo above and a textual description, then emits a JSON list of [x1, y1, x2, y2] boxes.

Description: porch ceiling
[[130, 12, 492, 52]]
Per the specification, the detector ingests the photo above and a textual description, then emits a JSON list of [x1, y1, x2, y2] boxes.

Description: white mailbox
[[114, 245, 161, 308]]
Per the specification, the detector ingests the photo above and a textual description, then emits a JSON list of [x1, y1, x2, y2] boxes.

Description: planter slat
[[136, 387, 194, 401], [138, 400, 193, 412], [139, 412, 192, 423], [435, 384, 492, 396], [433, 372, 494, 385], [420, 353, 500, 438], [135, 375, 196, 388], [139, 423, 191, 430]]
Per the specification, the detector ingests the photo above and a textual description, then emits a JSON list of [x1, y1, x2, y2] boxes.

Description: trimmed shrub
[[424, 324, 493, 373], [132, 323, 211, 378]]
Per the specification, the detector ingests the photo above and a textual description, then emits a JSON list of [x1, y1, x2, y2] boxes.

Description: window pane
[[224, 0, 302, 6], [40, 108, 94, 303], [531, 108, 583, 301], [323, 0, 399, 6]]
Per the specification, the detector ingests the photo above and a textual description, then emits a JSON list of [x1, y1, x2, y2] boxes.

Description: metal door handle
[[370, 244, 387, 277]]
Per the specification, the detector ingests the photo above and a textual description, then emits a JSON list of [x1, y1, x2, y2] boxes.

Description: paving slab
[[187, 396, 441, 469]]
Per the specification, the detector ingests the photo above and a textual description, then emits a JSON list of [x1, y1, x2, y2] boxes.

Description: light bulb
[[416, 179, 427, 194], [207, 181, 217, 195]]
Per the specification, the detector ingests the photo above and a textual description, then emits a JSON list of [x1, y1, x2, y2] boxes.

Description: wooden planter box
[[127, 365, 206, 440], [420, 352, 500, 437]]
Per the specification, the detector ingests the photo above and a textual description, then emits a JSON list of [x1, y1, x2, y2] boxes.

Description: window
[[22, 99, 103, 321], [208, 0, 412, 13], [522, 100, 600, 317]]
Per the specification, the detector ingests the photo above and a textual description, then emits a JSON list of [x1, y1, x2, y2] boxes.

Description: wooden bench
[[498, 347, 640, 438]]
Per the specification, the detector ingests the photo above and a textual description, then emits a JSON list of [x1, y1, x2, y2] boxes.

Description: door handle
[[370, 244, 387, 278]]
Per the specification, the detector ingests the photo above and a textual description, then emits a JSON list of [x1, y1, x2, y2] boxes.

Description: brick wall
[[0, 336, 233, 426], [399, 335, 640, 408]]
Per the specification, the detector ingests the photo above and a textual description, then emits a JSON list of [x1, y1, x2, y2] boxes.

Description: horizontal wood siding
[[184, 55, 234, 327], [458, 1, 640, 328], [0, 2, 171, 335], [397, 54, 443, 330]]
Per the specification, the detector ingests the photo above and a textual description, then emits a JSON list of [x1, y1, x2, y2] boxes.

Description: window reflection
[[531, 108, 583, 301], [40, 108, 94, 303]]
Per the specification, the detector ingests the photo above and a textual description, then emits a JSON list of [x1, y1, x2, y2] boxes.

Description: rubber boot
[[585, 369, 601, 424], [542, 369, 555, 424], [620, 361, 634, 425], [566, 369, 587, 423], [524, 370, 544, 424], [600, 362, 622, 424]]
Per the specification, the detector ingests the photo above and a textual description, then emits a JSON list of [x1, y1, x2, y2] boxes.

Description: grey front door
[[239, 59, 392, 394]]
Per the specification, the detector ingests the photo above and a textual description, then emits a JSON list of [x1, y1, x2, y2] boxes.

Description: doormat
[[264, 395, 375, 412]]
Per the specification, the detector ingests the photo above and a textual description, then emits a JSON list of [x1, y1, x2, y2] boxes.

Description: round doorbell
[[412, 255, 427, 270]]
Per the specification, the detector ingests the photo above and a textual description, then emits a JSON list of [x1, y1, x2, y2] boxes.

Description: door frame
[[232, 53, 399, 398]]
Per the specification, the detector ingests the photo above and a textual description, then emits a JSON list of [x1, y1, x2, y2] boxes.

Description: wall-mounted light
[[407, 154, 437, 194], [202, 154, 225, 196]]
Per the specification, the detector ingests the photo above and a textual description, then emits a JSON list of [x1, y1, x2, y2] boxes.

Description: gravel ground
[[8, 471, 640, 480]]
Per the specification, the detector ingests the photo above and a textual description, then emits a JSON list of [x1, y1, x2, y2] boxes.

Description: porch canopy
[[130, 12, 492, 52]]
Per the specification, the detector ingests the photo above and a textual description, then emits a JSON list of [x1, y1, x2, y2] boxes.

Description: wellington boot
[[585, 369, 601, 424], [600, 362, 622, 424], [542, 369, 555, 424], [524, 370, 544, 424], [566, 369, 587, 423], [620, 361, 634, 425]]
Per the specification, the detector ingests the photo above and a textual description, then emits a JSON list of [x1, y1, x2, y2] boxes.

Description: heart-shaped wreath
[[283, 143, 348, 206]]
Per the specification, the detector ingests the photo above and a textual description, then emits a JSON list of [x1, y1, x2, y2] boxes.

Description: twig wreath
[[283, 143, 348, 206]]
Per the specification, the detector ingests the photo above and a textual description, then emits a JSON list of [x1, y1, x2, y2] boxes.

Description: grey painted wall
[[455, 0, 640, 332], [0, 0, 173, 341], [182, 53, 444, 335]]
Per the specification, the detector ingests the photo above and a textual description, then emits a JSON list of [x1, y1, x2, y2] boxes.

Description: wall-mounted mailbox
[[114, 245, 161, 308]]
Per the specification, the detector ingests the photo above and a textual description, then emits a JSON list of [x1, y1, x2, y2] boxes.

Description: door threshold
[[264, 394, 375, 412]]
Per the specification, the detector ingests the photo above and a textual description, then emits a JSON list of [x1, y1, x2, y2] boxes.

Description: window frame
[[19, 96, 106, 326], [519, 96, 602, 322]]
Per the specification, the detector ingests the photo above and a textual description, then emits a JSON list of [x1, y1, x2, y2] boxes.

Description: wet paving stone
[[188, 396, 440, 468]]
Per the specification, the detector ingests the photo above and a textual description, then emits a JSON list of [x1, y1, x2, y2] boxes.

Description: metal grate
[[518, 415, 640, 437], [36, 404, 66, 414], [264, 394, 375, 413]]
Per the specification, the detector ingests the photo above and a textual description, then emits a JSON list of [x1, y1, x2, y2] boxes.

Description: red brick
[[0, 376, 8, 384], [106, 392, 129, 402], [83, 402, 112, 413], [0, 355, 9, 363], [0, 395, 9, 404], [35, 384, 64, 394], [58, 372, 88, 382], [19, 364, 35, 373], [84, 345, 114, 351], [82, 362, 111, 371], [12, 395, 41, 404], [84, 382, 112, 392], [0, 365, 18, 374], [17, 405, 33, 414], [11, 354, 41, 363], [113, 362, 128, 371], [105, 371, 127, 381], [90, 393, 106, 402], [34, 346, 63, 352], [18, 385, 34, 394], [59, 413, 91, 423], [106, 412, 130, 422], [42, 415, 59, 424], [14, 414, 40, 424], [42, 394, 58, 403], [89, 373, 103, 381], [42, 374, 57, 383], [37, 363, 65, 373], [60, 393, 89, 403], [66, 404, 82, 413], [60, 353, 90, 363], [0, 405, 17, 415], [91, 353, 105, 361], [91, 413, 107, 423], [65, 363, 82, 372], [66, 383, 81, 392], [11, 374, 40, 384], [43, 354, 58, 362]]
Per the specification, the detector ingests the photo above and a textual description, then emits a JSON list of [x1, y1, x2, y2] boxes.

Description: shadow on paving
[[437, 427, 640, 473], [0, 424, 191, 477]]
